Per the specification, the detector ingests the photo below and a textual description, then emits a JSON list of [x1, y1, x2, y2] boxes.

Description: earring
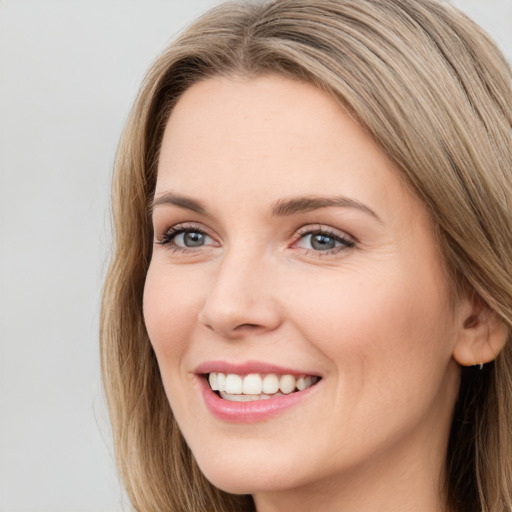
[[477, 363, 484, 370]]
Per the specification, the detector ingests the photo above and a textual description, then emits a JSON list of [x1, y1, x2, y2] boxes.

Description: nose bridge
[[198, 244, 281, 337]]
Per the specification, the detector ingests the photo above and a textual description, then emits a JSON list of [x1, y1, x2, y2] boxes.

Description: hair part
[[101, 1, 512, 510]]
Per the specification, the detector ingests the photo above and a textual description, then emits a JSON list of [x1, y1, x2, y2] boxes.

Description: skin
[[144, 74, 479, 512]]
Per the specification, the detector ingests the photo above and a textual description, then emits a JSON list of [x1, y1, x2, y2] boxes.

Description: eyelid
[[154, 221, 355, 256], [155, 222, 218, 249], [290, 224, 356, 253], [293, 224, 355, 241]]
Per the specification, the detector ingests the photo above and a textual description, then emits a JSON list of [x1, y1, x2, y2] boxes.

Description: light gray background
[[0, 1, 510, 511]]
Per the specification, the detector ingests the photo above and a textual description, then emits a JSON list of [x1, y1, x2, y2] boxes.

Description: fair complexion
[[144, 75, 486, 512]]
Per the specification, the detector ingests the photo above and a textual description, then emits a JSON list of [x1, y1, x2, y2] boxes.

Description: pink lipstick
[[195, 361, 321, 423]]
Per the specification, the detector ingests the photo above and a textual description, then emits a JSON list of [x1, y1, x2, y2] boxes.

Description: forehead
[[156, 74, 419, 223]]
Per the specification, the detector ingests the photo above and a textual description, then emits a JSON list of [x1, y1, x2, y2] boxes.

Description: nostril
[[234, 323, 261, 331]]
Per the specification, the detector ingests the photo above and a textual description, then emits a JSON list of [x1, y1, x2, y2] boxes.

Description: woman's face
[[144, 75, 464, 503]]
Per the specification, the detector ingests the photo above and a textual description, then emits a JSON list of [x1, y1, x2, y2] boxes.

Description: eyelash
[[156, 223, 212, 254], [292, 226, 355, 256], [156, 223, 355, 256]]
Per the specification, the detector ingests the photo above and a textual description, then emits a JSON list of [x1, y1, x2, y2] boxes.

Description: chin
[[192, 446, 305, 495], [201, 469, 293, 496]]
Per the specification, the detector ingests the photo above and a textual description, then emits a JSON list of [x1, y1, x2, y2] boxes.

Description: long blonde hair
[[101, 1, 512, 510]]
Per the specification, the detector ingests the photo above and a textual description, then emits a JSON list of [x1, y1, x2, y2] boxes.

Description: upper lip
[[194, 360, 321, 377]]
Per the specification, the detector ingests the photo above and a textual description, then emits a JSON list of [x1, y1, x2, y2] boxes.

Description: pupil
[[311, 233, 335, 250], [184, 232, 204, 247]]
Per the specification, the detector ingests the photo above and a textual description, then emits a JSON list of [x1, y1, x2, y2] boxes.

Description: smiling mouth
[[207, 372, 320, 402]]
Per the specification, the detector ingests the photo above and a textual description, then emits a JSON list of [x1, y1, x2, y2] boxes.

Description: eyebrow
[[271, 195, 382, 222], [151, 192, 381, 223], [151, 192, 207, 215]]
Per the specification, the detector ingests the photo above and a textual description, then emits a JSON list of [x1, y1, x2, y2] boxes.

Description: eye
[[156, 224, 216, 251], [174, 231, 208, 248], [293, 227, 355, 254]]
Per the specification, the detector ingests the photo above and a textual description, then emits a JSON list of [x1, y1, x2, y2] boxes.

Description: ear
[[452, 294, 508, 367]]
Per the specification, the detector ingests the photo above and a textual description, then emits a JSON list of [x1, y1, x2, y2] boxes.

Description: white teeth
[[224, 374, 243, 394], [279, 374, 296, 394], [219, 392, 284, 402], [243, 374, 263, 395], [209, 373, 218, 391], [296, 376, 312, 391], [208, 372, 319, 399], [262, 373, 279, 394], [217, 372, 226, 392]]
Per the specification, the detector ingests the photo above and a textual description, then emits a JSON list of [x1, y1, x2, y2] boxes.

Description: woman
[[101, 1, 512, 511]]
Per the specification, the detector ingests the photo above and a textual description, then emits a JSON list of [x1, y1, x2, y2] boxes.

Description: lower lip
[[198, 376, 320, 423]]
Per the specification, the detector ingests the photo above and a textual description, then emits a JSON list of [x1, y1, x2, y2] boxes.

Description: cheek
[[290, 268, 458, 457], [293, 262, 455, 388], [143, 264, 204, 426], [143, 262, 201, 361]]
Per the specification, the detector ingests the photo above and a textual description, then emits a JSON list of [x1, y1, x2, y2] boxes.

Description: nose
[[198, 251, 283, 339]]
